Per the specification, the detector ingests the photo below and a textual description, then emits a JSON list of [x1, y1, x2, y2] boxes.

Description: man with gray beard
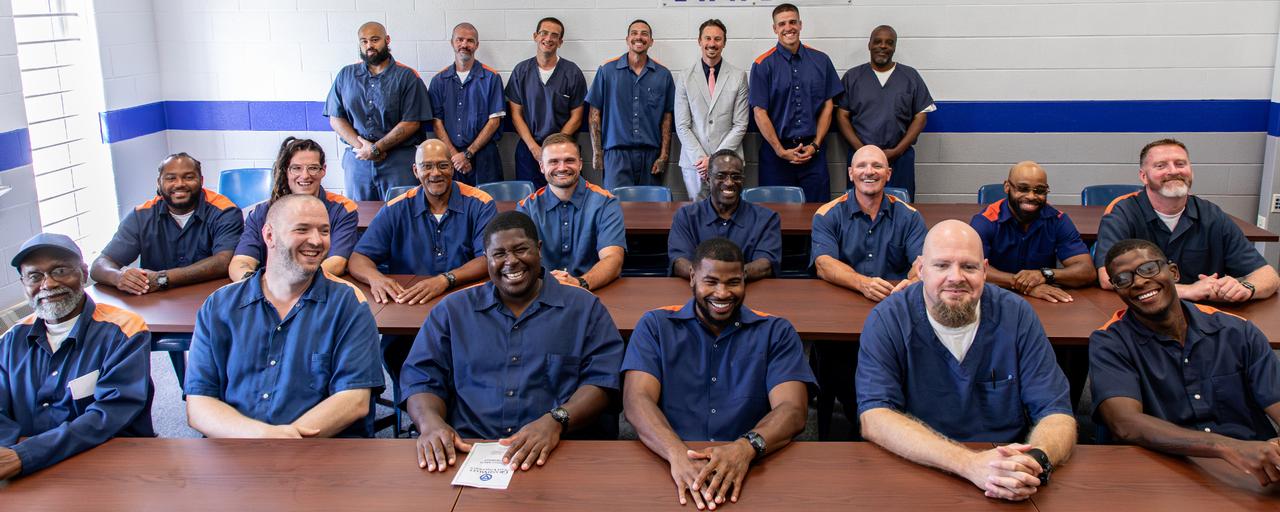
[[186, 194, 383, 438], [856, 220, 1075, 502], [1, 234, 153, 480]]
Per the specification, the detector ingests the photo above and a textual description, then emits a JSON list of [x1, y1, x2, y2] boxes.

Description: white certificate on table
[[450, 442, 514, 490]]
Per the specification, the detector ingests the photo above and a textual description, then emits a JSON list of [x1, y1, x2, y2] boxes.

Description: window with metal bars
[[11, 0, 118, 258]]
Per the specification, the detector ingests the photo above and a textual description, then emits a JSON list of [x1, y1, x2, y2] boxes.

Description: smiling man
[[402, 211, 624, 473], [186, 194, 383, 438], [515, 133, 626, 291], [92, 152, 243, 295], [970, 161, 1095, 303], [587, 19, 676, 189], [506, 17, 588, 190], [1094, 139, 1279, 302], [1091, 239, 1280, 487], [858, 220, 1076, 502], [1, 234, 153, 480], [430, 23, 506, 186], [624, 237, 814, 510], [673, 18, 749, 201], [834, 25, 935, 199], [668, 150, 780, 281]]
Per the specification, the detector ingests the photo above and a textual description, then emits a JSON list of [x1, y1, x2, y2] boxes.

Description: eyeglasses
[[535, 30, 562, 40], [1011, 183, 1050, 196], [287, 165, 324, 176], [416, 162, 452, 172], [1109, 259, 1171, 289], [712, 172, 744, 183], [21, 266, 78, 286]]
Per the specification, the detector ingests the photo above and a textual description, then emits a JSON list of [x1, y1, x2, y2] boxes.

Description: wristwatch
[[576, 276, 590, 290], [242, 270, 256, 281], [1025, 448, 1053, 486], [740, 431, 766, 459], [371, 145, 383, 159], [549, 407, 570, 430], [1239, 279, 1257, 300], [156, 271, 170, 290], [1040, 268, 1056, 285], [463, 149, 474, 160], [443, 271, 457, 289]]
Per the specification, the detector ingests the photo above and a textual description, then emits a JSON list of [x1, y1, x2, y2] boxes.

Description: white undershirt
[[1156, 208, 1184, 232], [926, 303, 981, 362], [433, 213, 445, 222], [170, 210, 194, 229], [456, 70, 471, 83], [538, 67, 554, 84], [45, 314, 80, 354]]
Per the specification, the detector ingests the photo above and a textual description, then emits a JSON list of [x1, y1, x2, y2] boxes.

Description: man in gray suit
[[674, 19, 749, 201]]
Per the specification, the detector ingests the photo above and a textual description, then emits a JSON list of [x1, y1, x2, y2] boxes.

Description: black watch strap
[[576, 276, 590, 290], [740, 431, 766, 458], [443, 271, 456, 289], [1025, 447, 1052, 485]]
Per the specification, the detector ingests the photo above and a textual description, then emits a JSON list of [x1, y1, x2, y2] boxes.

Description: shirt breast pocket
[[1209, 369, 1249, 425], [545, 354, 582, 402], [309, 353, 332, 393], [646, 87, 664, 109], [885, 242, 908, 270], [977, 376, 1021, 430]]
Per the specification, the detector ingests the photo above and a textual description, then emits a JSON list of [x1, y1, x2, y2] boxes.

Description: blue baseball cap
[[11, 233, 83, 268]]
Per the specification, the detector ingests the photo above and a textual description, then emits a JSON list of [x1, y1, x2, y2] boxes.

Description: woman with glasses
[[227, 137, 361, 281]]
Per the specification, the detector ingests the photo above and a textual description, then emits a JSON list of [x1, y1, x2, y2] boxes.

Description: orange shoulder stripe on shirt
[[517, 187, 547, 208], [753, 47, 778, 65], [135, 196, 163, 211], [91, 303, 149, 338], [325, 191, 359, 213], [386, 187, 419, 207], [1192, 303, 1246, 322], [1103, 191, 1140, 215], [814, 193, 849, 217], [584, 182, 616, 199], [981, 199, 1004, 222], [19, 314, 36, 326], [394, 60, 422, 78], [748, 308, 773, 318], [324, 271, 368, 304], [886, 194, 918, 212], [203, 189, 238, 210], [653, 305, 683, 312], [457, 182, 494, 203], [481, 64, 498, 74], [1097, 308, 1127, 331], [602, 56, 621, 65]]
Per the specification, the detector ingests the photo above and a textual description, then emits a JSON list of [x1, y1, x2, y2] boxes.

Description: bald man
[[325, 21, 433, 201], [430, 23, 506, 186], [858, 220, 1076, 501], [186, 194, 383, 438], [969, 161, 1095, 303]]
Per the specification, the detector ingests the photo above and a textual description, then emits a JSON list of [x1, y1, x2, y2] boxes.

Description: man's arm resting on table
[[815, 255, 895, 301], [346, 252, 403, 304], [744, 258, 773, 281], [395, 256, 488, 305], [228, 255, 260, 282], [407, 391, 471, 472], [581, 246, 624, 289], [187, 394, 315, 438], [90, 254, 141, 291], [320, 255, 348, 277], [499, 384, 612, 470], [1055, 254, 1098, 289], [167, 250, 235, 287], [1243, 264, 1280, 300], [1100, 397, 1280, 460], [0, 448, 21, 480], [1025, 413, 1076, 465], [623, 370, 711, 509], [289, 388, 372, 438]]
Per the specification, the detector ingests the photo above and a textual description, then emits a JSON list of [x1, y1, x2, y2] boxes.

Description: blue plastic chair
[[479, 180, 536, 202], [1081, 184, 1141, 207], [741, 186, 805, 204], [977, 183, 1004, 204], [152, 335, 191, 393], [612, 185, 672, 202], [883, 187, 912, 203], [217, 168, 272, 208], [383, 185, 415, 202]]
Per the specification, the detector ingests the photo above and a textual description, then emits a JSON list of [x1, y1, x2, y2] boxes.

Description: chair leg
[[168, 351, 187, 394]]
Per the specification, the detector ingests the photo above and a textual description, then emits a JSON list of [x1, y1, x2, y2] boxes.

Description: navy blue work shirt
[[1094, 192, 1267, 283], [748, 43, 843, 141], [429, 62, 506, 148], [856, 283, 1073, 442], [970, 199, 1089, 274], [324, 56, 432, 147], [400, 270, 624, 439], [515, 181, 627, 277], [235, 189, 361, 263], [1, 296, 153, 475], [354, 183, 496, 275], [1090, 301, 1280, 441], [505, 57, 588, 143], [186, 271, 384, 437], [668, 199, 782, 276], [837, 63, 934, 149], [811, 193, 925, 280], [585, 54, 675, 150], [101, 189, 244, 270], [621, 300, 816, 442]]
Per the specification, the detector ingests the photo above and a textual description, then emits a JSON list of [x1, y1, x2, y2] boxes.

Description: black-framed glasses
[[712, 172, 744, 183], [1109, 259, 1171, 289], [21, 266, 77, 286]]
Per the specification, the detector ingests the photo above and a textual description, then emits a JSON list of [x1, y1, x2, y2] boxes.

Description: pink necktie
[[708, 66, 716, 96]]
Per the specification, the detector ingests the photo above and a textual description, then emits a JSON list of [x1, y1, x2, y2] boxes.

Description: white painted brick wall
[[0, 10, 39, 309]]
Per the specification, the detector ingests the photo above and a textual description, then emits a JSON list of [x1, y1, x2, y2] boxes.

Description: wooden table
[[0, 438, 461, 511], [356, 200, 1279, 242], [1034, 445, 1280, 511]]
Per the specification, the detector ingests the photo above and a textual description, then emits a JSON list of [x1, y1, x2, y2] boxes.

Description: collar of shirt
[[997, 199, 1061, 225], [1119, 299, 1223, 347], [236, 269, 331, 314], [24, 295, 98, 351], [701, 60, 722, 81], [408, 182, 469, 219], [697, 197, 751, 228], [355, 56, 398, 79], [472, 267, 568, 316], [774, 41, 810, 62], [847, 194, 897, 221], [1136, 190, 1201, 228], [150, 188, 215, 224], [538, 180, 589, 213], [665, 298, 771, 333], [613, 53, 657, 74], [438, 61, 491, 84]]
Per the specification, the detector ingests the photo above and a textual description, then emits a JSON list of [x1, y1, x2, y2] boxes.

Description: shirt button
[[710, 408, 717, 414], [514, 325, 520, 330], [51, 370, 58, 377], [563, 221, 569, 226], [1204, 427, 1212, 433], [511, 356, 518, 362], [711, 377, 717, 383], [1184, 358, 1190, 364], [275, 326, 282, 332], [1194, 394, 1201, 400], [506, 390, 515, 397], [713, 344, 719, 349], [507, 427, 513, 433], [262, 393, 270, 399], [734, 322, 740, 327], [867, 254, 874, 259], [270, 360, 277, 366], [867, 230, 873, 235], [42, 402, 50, 408]]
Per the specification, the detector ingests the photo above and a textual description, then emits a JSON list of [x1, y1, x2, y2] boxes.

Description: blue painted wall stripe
[[0, 128, 33, 172], [97, 99, 1280, 143]]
